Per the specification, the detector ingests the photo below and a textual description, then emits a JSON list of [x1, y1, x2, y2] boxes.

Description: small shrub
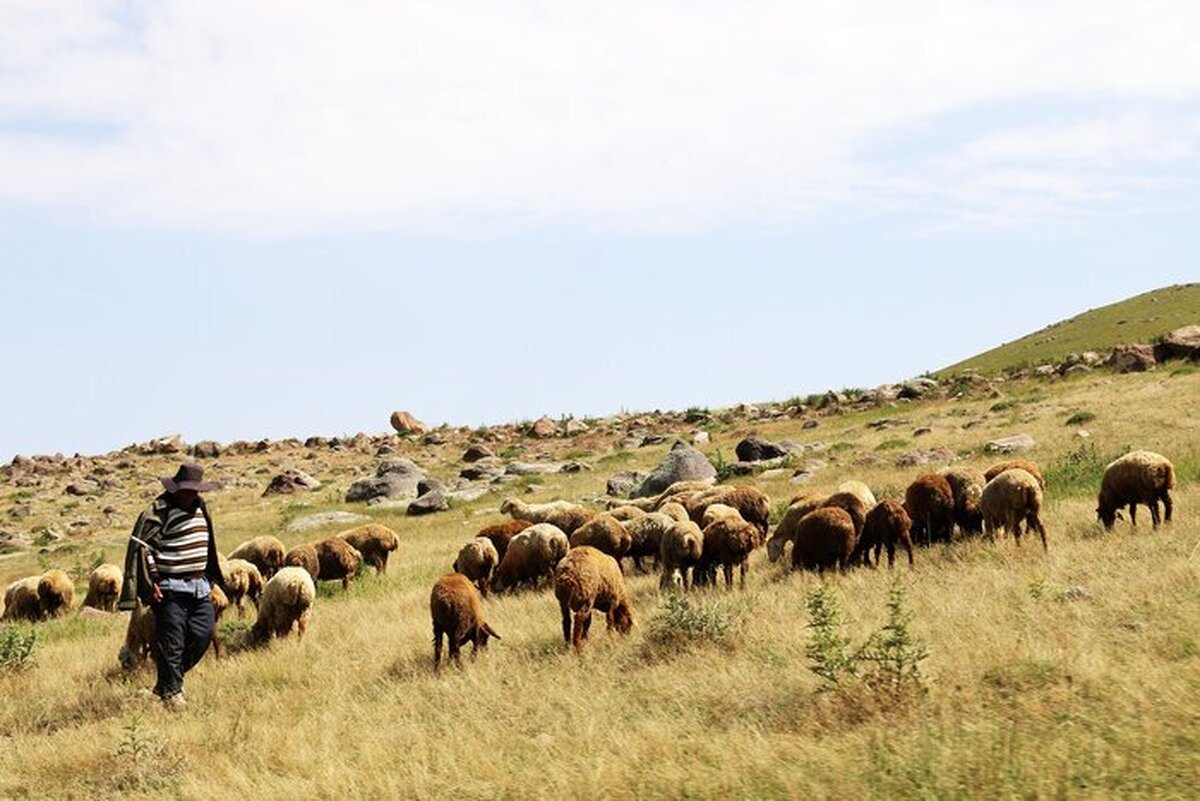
[[855, 582, 930, 697], [770, 499, 792, 525], [712, 450, 738, 483], [828, 442, 856, 454], [1044, 442, 1124, 498], [498, 446, 521, 459], [1065, 411, 1096, 426], [646, 594, 736, 652], [804, 584, 856, 687], [990, 399, 1017, 412], [876, 438, 909, 451], [0, 625, 38, 672], [683, 406, 710, 424], [1170, 365, 1196, 377]]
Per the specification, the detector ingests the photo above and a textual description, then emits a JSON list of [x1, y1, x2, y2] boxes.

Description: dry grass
[[1, 370, 1199, 798]]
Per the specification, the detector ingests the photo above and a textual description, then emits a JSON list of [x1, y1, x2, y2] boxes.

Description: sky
[[1, 2, 1198, 457]]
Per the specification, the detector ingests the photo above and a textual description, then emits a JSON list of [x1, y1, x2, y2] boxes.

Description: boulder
[[692, 430, 710, 445], [894, 447, 956, 467], [564, 419, 590, 436], [262, 469, 322, 497], [143, 435, 184, 455], [345, 459, 425, 503], [529, 417, 558, 438], [462, 443, 494, 463], [984, 434, 1036, 454], [389, 411, 429, 436], [1160, 325, 1200, 360], [286, 511, 369, 533], [417, 477, 448, 497], [407, 489, 450, 516], [461, 461, 505, 482], [606, 471, 646, 498], [631, 441, 717, 499], [65, 480, 99, 497], [898, 378, 939, 399], [192, 440, 222, 459], [1107, 344, 1156, 373], [735, 436, 787, 462], [505, 462, 561, 476]]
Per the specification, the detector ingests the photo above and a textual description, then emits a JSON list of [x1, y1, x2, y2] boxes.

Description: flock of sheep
[[0, 448, 1179, 673]]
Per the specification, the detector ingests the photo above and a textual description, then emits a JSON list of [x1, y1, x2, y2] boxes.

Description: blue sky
[[1, 2, 1198, 456]]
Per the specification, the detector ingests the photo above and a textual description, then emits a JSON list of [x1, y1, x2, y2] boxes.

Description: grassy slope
[[937, 282, 1200, 377], [1, 370, 1199, 798]]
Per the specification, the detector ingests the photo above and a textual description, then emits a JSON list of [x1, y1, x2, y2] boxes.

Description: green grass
[[938, 283, 1200, 377], [1065, 411, 1096, 426]]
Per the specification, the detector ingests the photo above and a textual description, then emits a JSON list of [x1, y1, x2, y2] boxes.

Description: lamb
[[82, 564, 122, 612], [568, 513, 632, 560], [2, 576, 42, 622], [981, 468, 1048, 549], [836, 480, 877, 510], [984, 459, 1046, 490], [339, 523, 399, 573], [119, 584, 230, 669], [622, 512, 674, 573], [684, 485, 771, 535], [701, 508, 765, 589], [37, 569, 74, 618], [939, 466, 986, 536], [453, 537, 500, 597], [1097, 450, 1176, 530], [283, 543, 321, 581], [430, 572, 500, 669], [791, 507, 857, 572], [476, 519, 533, 563], [554, 546, 634, 653], [313, 537, 363, 589], [249, 567, 316, 645], [500, 498, 596, 536], [904, 474, 956, 545], [849, 500, 915, 568], [820, 492, 868, 538], [228, 535, 287, 579], [767, 493, 827, 563], [657, 502, 690, 523], [606, 505, 647, 522], [658, 520, 704, 591], [220, 558, 265, 618], [492, 523, 570, 592]]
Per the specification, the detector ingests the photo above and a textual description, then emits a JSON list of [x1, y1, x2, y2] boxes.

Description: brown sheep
[[339, 523, 399, 573], [554, 546, 633, 654], [2, 576, 42, 622], [313, 537, 363, 590], [453, 537, 500, 597], [659, 520, 704, 591], [228, 535, 287, 579], [684, 485, 771, 536], [37, 569, 74, 618], [701, 511, 765, 590], [477, 519, 533, 563], [850, 500, 915, 569], [820, 492, 868, 538], [249, 567, 315, 645], [220, 558, 265, 618], [283, 543, 321, 581], [500, 498, 596, 536], [767, 493, 827, 563], [657, 501, 690, 523], [83, 564, 122, 613], [836, 480, 877, 510], [904, 474, 956, 545], [623, 512, 674, 572], [1097, 450, 1176, 530], [430, 572, 499, 670], [606, 505, 647, 522], [492, 524, 569, 592], [939, 466, 986, 536], [984, 459, 1046, 490], [568, 513, 632, 560], [792, 508, 857, 572], [981, 468, 1048, 549]]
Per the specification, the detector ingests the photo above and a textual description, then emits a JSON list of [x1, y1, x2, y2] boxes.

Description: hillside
[[1, 356, 1199, 796], [938, 282, 1200, 377]]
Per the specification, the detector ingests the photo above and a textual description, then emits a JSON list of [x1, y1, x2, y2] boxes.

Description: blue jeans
[[154, 590, 215, 698]]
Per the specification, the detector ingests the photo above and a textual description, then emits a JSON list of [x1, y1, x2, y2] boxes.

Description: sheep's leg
[[560, 599, 573, 646], [1163, 492, 1173, 523], [1149, 500, 1161, 528], [297, 614, 308, 639], [342, 576, 351, 590], [572, 609, 591, 653], [723, 564, 734, 590], [1128, 503, 1138, 527], [1031, 516, 1048, 551], [432, 630, 443, 671], [902, 534, 915, 567], [738, 562, 748, 589], [449, 636, 462, 667]]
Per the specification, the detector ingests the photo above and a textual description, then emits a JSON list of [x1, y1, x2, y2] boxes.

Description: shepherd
[[119, 463, 226, 711]]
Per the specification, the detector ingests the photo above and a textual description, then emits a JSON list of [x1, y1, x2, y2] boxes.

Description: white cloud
[[1, 0, 1199, 234]]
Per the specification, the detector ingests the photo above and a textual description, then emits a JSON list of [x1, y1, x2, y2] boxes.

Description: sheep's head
[[1096, 491, 1119, 529], [611, 603, 634, 635], [766, 534, 785, 563], [499, 499, 516, 515], [476, 621, 501, 648]]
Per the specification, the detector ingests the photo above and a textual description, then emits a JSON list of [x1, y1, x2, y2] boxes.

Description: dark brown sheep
[[820, 492, 868, 538], [283, 543, 321, 581], [904, 474, 956, 545], [1097, 450, 1176, 530], [554, 546, 633, 654], [339, 523, 399, 574], [313, 537, 363, 590], [984, 459, 1046, 490], [792, 508, 857, 572], [36, 569, 74, 618], [568, 513, 632, 560], [940, 466, 986, 536], [229, 535, 287, 579], [850, 500, 915, 568], [430, 573, 499, 670], [684, 485, 771, 536], [476, 519, 533, 563], [700, 511, 764, 589]]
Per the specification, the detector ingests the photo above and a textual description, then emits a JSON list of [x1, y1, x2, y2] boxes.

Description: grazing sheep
[[430, 572, 499, 670], [701, 510, 765, 589], [766, 493, 828, 563], [228, 535, 287, 579], [453, 537, 500, 596], [836, 480, 877, 510], [339, 523, 399, 574], [984, 459, 1046, 490], [554, 546, 634, 654], [1097, 450, 1176, 530], [684, 485, 771, 536], [493, 523, 570, 592], [313, 537, 363, 590], [2, 576, 42, 622], [476, 519, 533, 563], [83, 564, 122, 613], [788, 489, 825, 508], [36, 569, 74, 618], [700, 503, 744, 529], [850, 500, 915, 569], [939, 466, 986, 536], [220, 558, 265, 618], [904, 474, 956, 545], [792, 508, 857, 572], [249, 567, 316, 645], [657, 502, 690, 523], [981, 468, 1048, 549], [283, 543, 321, 581], [119, 585, 230, 669], [622, 512, 675, 573], [659, 520, 704, 591], [821, 492, 868, 538], [500, 498, 596, 536], [568, 513, 632, 560], [606, 505, 647, 522]]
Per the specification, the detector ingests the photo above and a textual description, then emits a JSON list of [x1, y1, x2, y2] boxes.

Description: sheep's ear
[[484, 622, 501, 640]]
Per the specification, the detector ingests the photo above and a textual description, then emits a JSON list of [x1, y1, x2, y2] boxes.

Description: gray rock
[[640, 434, 669, 447], [1033, 364, 1057, 377], [984, 434, 1036, 454], [606, 471, 646, 498], [529, 417, 558, 438], [898, 378, 939, 399], [1063, 364, 1092, 377], [632, 441, 716, 499], [735, 436, 787, 462], [462, 443, 494, 463], [894, 447, 956, 467], [192, 440, 222, 458], [461, 461, 505, 481], [1107, 344, 1157, 373], [506, 462, 562, 476], [262, 469, 322, 496], [802, 419, 820, 430], [447, 487, 490, 504], [692, 430, 710, 445], [913, 427, 933, 437], [564, 419, 590, 436], [286, 510, 369, 533], [417, 477, 448, 496], [345, 459, 425, 503], [408, 489, 450, 516], [1161, 324, 1200, 360], [559, 462, 592, 473], [65, 480, 99, 496]]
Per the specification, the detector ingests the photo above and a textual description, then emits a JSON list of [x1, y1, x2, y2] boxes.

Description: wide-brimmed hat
[[160, 463, 217, 493]]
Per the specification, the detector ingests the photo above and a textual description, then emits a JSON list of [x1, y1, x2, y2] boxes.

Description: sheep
[[220, 558, 265, 618], [684, 485, 771, 536], [791, 508, 857, 572], [493, 523, 569, 592], [606, 505, 647, 522], [984, 459, 1046, 490], [249, 567, 316, 645], [1097, 450, 1176, 530], [476, 519, 533, 563], [568, 513, 632, 560], [339, 523, 399, 573], [657, 502, 690, 523], [820, 492, 868, 538], [554, 546, 633, 653], [622, 512, 675, 572], [939, 466, 986, 536], [453, 537, 500, 597], [767, 493, 828, 563], [2, 576, 42, 622], [228, 535, 287, 579], [119, 584, 230, 669], [82, 564, 122, 612], [500, 498, 596, 536], [313, 537, 363, 589], [283, 543, 321, 581], [700, 503, 743, 528], [981, 468, 1048, 549], [849, 500, 915, 569], [659, 520, 704, 591], [836, 480, 877, 510], [904, 474, 956, 545], [700, 509, 765, 589], [430, 572, 499, 670], [37, 569, 74, 618]]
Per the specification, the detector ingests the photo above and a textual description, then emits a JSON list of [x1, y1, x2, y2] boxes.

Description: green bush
[[1043, 442, 1124, 498], [646, 594, 737, 652], [1065, 411, 1096, 426], [0, 625, 38, 672], [804, 584, 855, 687], [875, 438, 909, 451]]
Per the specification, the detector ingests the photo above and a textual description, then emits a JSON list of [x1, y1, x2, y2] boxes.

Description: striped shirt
[[147, 504, 211, 578]]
